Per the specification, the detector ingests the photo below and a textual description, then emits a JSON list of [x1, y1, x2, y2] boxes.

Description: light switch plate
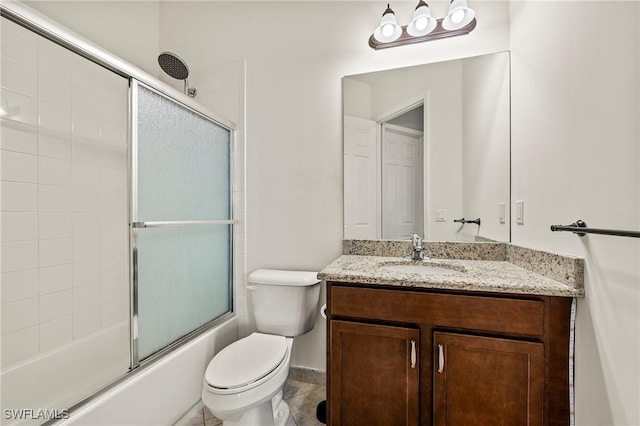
[[498, 202, 506, 224], [435, 209, 446, 222], [515, 200, 524, 225]]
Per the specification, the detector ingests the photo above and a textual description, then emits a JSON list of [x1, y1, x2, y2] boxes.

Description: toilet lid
[[205, 333, 288, 389]]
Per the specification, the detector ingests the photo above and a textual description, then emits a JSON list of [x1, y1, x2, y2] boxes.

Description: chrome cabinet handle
[[410, 340, 417, 369], [437, 343, 444, 373]]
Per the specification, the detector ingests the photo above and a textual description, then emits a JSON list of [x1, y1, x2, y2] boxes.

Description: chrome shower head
[[158, 51, 197, 98]]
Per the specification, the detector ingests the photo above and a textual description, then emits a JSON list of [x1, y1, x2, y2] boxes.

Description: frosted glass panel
[[137, 226, 231, 359], [137, 86, 231, 221], [136, 84, 233, 360]]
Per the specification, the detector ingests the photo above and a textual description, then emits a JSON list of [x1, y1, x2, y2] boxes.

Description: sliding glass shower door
[[1, 6, 238, 419], [132, 83, 233, 362]]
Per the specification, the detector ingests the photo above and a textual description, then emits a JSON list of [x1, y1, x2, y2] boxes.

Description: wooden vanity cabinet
[[433, 332, 544, 425], [331, 321, 420, 425], [326, 282, 572, 426]]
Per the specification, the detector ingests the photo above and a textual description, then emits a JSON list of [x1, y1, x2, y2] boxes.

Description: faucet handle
[[408, 234, 430, 261]]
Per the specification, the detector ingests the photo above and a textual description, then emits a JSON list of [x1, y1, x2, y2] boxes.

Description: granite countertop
[[318, 254, 585, 298]]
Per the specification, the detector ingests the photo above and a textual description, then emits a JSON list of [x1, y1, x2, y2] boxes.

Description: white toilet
[[202, 269, 321, 426]]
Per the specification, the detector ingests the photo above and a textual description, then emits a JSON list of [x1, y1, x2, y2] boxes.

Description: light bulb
[[382, 23, 394, 37], [442, 0, 475, 30], [373, 3, 404, 43], [415, 16, 428, 30], [407, 0, 436, 37], [451, 9, 465, 24]]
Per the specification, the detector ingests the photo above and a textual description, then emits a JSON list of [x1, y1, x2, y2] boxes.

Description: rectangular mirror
[[343, 51, 510, 242]]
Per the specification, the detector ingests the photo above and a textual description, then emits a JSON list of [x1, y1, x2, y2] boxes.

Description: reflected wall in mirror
[[343, 51, 510, 242]]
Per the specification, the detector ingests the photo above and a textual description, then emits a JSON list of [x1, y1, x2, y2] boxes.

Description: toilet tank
[[248, 269, 321, 337]]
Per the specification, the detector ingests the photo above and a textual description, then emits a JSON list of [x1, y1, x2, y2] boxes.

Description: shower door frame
[[129, 80, 237, 368], [1, 0, 238, 378]]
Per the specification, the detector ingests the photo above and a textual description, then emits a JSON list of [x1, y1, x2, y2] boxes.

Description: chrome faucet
[[408, 234, 430, 261]]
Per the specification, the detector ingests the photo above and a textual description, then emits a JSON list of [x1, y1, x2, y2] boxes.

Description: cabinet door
[[434, 332, 544, 426], [330, 320, 420, 426]]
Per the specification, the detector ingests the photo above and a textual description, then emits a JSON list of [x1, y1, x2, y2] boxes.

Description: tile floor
[[182, 379, 326, 426]]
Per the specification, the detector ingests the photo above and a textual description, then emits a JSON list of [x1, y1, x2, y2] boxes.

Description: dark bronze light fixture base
[[369, 18, 476, 50]]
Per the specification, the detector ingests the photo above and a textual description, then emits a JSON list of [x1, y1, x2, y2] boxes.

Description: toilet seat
[[205, 333, 288, 394]]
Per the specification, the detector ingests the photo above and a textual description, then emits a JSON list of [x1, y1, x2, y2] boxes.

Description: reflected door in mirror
[[344, 116, 380, 239], [382, 124, 423, 239]]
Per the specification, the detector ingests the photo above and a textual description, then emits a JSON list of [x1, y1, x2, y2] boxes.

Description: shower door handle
[[132, 219, 238, 228]]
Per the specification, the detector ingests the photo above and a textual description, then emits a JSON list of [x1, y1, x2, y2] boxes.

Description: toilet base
[[272, 398, 290, 426], [220, 396, 289, 426]]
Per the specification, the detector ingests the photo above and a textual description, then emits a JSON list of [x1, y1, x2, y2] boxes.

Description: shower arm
[[184, 79, 197, 98]]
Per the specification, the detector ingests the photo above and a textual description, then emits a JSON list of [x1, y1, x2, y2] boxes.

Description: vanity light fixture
[[370, 0, 476, 50], [442, 0, 476, 30], [373, 3, 403, 43], [407, 1, 437, 37]]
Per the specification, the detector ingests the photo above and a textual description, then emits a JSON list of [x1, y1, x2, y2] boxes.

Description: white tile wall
[[73, 284, 101, 312], [1, 19, 37, 66], [2, 326, 39, 365], [2, 181, 38, 211], [40, 315, 73, 352], [2, 56, 38, 98], [1, 89, 39, 126], [2, 297, 39, 334], [73, 307, 101, 338], [39, 238, 73, 267], [2, 241, 38, 272], [73, 260, 101, 287], [1, 19, 242, 420], [40, 290, 73, 322], [2, 269, 39, 303], [39, 132, 72, 162], [38, 38, 72, 82], [72, 138, 100, 164], [100, 189, 126, 212], [39, 315, 73, 351], [1, 18, 129, 368], [40, 100, 72, 134], [1, 122, 38, 154], [2, 212, 38, 241], [101, 299, 128, 327], [39, 156, 72, 186], [72, 187, 99, 211], [40, 184, 72, 211], [1, 150, 38, 183], [39, 264, 73, 295], [39, 74, 72, 108], [39, 212, 73, 239]]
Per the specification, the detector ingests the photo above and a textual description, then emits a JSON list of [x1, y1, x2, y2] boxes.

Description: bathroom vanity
[[320, 243, 584, 426]]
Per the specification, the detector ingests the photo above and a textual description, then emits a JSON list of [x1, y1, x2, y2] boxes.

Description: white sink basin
[[382, 264, 462, 276]]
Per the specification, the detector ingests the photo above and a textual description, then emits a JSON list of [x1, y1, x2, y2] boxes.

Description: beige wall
[[26, 1, 160, 76], [462, 52, 510, 242]]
